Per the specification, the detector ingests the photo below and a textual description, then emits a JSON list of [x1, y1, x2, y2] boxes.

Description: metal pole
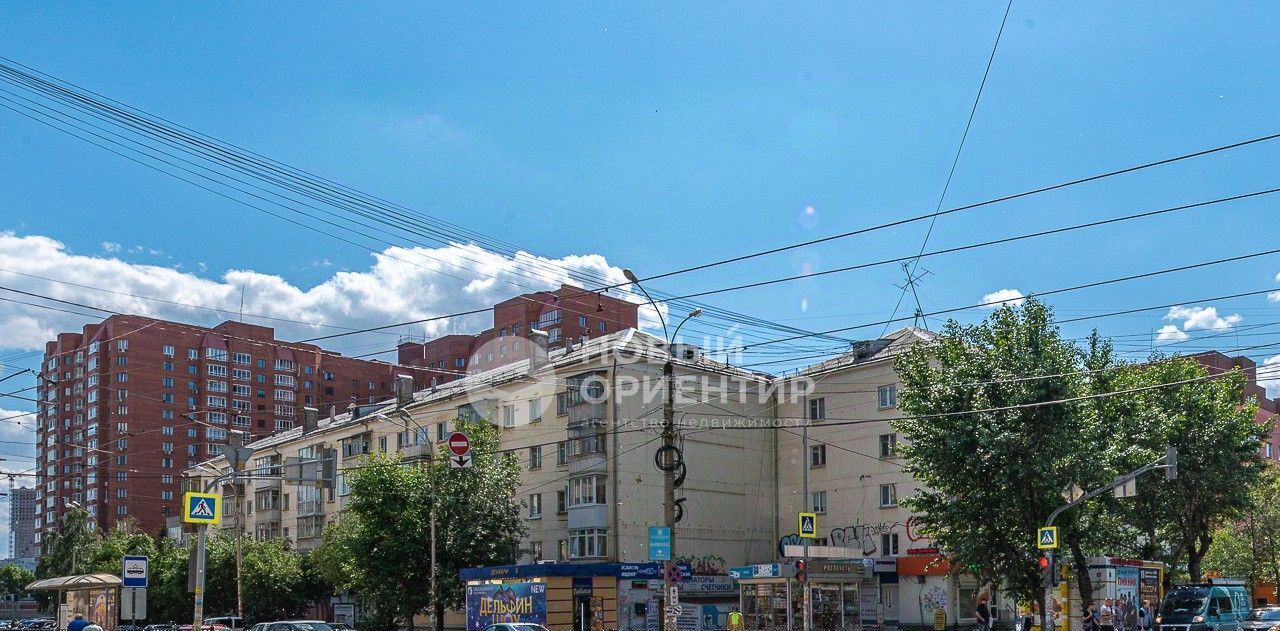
[[663, 359, 677, 631], [801, 399, 811, 631], [430, 467, 437, 631], [193, 525, 207, 631], [236, 485, 243, 620]]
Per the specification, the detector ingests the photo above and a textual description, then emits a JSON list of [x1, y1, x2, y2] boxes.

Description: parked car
[[328, 624, 354, 631], [1241, 607, 1280, 631], [205, 618, 244, 631], [248, 623, 268, 631], [143, 624, 177, 631], [482, 624, 551, 631], [259, 622, 333, 631], [179, 625, 229, 631]]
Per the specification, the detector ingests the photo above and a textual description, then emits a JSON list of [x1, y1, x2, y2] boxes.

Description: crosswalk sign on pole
[[1037, 526, 1059, 549], [798, 512, 818, 538], [183, 492, 221, 525]]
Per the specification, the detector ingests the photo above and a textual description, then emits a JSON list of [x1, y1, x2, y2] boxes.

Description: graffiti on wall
[[921, 585, 948, 615], [777, 517, 928, 557], [675, 554, 727, 576]]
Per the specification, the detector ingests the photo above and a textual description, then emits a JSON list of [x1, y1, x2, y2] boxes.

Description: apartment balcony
[[567, 503, 608, 530], [567, 403, 607, 429], [254, 508, 281, 524]]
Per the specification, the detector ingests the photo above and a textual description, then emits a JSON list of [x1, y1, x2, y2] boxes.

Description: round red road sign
[[447, 432, 471, 456]]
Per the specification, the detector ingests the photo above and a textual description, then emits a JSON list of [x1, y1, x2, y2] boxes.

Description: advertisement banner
[[1139, 568, 1161, 610], [1116, 567, 1139, 631], [467, 582, 548, 631]]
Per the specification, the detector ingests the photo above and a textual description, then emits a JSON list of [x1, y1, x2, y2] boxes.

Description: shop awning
[[26, 574, 122, 591]]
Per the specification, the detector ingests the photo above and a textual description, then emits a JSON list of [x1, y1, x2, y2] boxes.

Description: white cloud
[[0, 231, 659, 355], [1260, 354, 1280, 399], [1155, 325, 1189, 342], [980, 288, 1025, 308], [101, 241, 122, 253], [1164, 305, 1243, 331]]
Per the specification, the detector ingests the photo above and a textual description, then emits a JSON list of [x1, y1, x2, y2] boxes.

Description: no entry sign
[[448, 432, 473, 468]]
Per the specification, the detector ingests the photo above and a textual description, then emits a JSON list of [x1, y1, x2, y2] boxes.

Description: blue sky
[[2, 2, 1280, 450]]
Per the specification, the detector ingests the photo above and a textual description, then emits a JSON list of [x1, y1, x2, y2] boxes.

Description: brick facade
[[35, 315, 432, 543], [397, 284, 638, 381]]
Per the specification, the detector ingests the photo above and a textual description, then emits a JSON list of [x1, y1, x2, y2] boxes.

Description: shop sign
[[466, 582, 547, 631], [729, 564, 780, 579], [809, 561, 868, 579], [908, 547, 940, 556]]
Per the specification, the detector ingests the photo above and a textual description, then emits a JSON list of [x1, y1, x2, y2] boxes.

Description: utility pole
[[1040, 446, 1177, 631], [193, 432, 252, 631], [801, 395, 811, 631], [624, 268, 700, 631]]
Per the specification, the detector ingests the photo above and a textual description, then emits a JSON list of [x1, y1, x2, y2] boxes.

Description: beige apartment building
[[185, 328, 780, 566]]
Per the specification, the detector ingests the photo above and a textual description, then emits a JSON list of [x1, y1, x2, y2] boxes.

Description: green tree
[[0, 564, 35, 600], [893, 299, 1086, 619], [1202, 525, 1253, 581], [1111, 357, 1266, 582], [314, 417, 526, 631]]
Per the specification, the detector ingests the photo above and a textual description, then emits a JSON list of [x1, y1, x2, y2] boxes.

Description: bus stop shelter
[[26, 573, 121, 631]]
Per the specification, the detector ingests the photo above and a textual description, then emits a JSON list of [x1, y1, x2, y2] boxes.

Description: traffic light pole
[[1040, 447, 1177, 631]]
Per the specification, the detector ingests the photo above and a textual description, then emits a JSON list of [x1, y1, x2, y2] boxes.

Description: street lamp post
[[623, 269, 700, 631]]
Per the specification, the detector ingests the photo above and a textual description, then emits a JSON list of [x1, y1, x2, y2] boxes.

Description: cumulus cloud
[[101, 241, 122, 253], [980, 288, 1025, 308], [1164, 305, 1243, 332], [0, 231, 660, 356], [1155, 325, 1190, 342], [1260, 354, 1280, 399], [1269, 272, 1280, 303]]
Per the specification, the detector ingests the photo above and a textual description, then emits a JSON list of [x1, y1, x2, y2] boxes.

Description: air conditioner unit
[[669, 344, 701, 362]]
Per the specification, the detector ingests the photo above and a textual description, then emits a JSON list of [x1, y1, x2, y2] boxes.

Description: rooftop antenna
[[239, 286, 246, 322], [893, 262, 933, 331]]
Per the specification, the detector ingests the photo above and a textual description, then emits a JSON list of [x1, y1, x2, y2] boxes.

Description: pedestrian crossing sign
[[1037, 526, 1058, 549], [798, 512, 818, 538], [183, 492, 221, 525]]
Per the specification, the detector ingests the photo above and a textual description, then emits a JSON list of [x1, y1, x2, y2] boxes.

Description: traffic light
[[1038, 557, 1051, 588], [795, 560, 808, 583], [1038, 557, 1049, 570]]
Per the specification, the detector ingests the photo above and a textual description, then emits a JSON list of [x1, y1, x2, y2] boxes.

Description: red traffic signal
[[795, 560, 808, 583], [1038, 557, 1050, 569]]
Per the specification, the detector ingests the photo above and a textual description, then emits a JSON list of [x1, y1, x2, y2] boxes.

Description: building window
[[808, 397, 825, 421], [205, 348, 227, 362], [557, 489, 567, 514], [206, 380, 227, 393], [557, 393, 569, 416], [233, 352, 251, 365], [558, 539, 569, 561], [274, 359, 294, 371], [233, 368, 251, 381], [880, 484, 897, 507], [502, 405, 515, 428], [162, 377, 174, 388], [116, 356, 127, 366], [548, 328, 562, 343], [528, 398, 543, 423], [163, 361, 173, 372], [556, 441, 568, 465], [810, 444, 826, 468], [207, 396, 227, 408], [811, 490, 828, 514], [570, 475, 606, 506], [881, 532, 900, 556], [529, 493, 542, 518], [529, 446, 542, 470], [569, 529, 607, 559], [162, 345, 175, 357], [530, 541, 544, 562], [578, 315, 588, 327], [117, 340, 128, 352], [208, 364, 227, 377], [879, 433, 897, 458], [878, 385, 898, 409]]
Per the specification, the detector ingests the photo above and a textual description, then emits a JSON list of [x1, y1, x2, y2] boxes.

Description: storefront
[[732, 561, 870, 631], [732, 564, 795, 631]]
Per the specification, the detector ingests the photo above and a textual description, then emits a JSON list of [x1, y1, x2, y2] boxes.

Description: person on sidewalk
[[975, 593, 992, 631], [81, 620, 103, 631], [67, 614, 88, 631], [1100, 598, 1116, 631], [727, 608, 744, 631]]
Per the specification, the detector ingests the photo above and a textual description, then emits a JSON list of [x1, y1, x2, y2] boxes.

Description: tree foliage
[[894, 299, 1267, 618], [314, 418, 526, 631]]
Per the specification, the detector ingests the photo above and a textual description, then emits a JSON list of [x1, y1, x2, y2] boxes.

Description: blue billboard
[[466, 582, 548, 631]]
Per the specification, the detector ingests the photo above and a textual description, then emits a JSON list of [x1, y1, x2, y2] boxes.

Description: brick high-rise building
[[1194, 351, 1280, 460], [396, 284, 639, 382], [35, 315, 432, 543], [9, 487, 36, 559]]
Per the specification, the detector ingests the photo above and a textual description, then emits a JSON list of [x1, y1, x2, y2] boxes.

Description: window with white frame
[[232, 368, 251, 381], [880, 483, 897, 507], [811, 490, 828, 514], [207, 396, 227, 408], [879, 433, 897, 458], [529, 493, 542, 518], [881, 532, 900, 556], [162, 345, 175, 357], [274, 359, 294, 371], [206, 380, 227, 393], [810, 444, 827, 468], [117, 340, 128, 352], [232, 384, 251, 397], [205, 347, 227, 362], [208, 364, 227, 377], [274, 374, 296, 387], [502, 405, 515, 428], [274, 389, 295, 401], [529, 398, 543, 423], [878, 385, 898, 409], [233, 352, 251, 365], [569, 528, 607, 558], [569, 475, 606, 506], [529, 445, 542, 469], [808, 397, 825, 420]]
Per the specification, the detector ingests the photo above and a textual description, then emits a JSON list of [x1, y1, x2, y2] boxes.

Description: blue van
[[1158, 581, 1251, 631]]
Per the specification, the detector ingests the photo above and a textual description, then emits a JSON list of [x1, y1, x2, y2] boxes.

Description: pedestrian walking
[[1100, 598, 1116, 631], [728, 608, 744, 631], [81, 621, 102, 631], [67, 614, 88, 631], [975, 593, 992, 631], [1083, 604, 1101, 631], [1138, 599, 1155, 631]]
